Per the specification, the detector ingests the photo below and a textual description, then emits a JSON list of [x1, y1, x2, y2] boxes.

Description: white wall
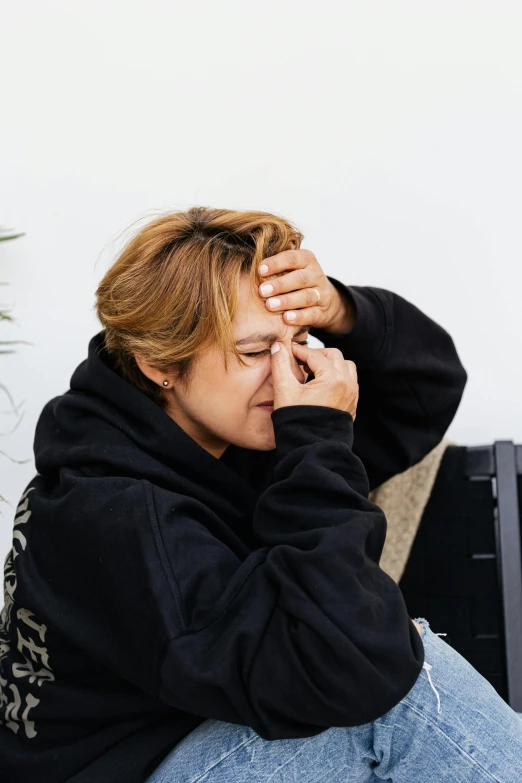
[[1, 0, 522, 562]]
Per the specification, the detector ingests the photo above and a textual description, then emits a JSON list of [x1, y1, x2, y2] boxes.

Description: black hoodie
[[0, 278, 467, 783]]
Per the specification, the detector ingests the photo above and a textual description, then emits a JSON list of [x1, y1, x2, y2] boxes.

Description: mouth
[[256, 400, 274, 411]]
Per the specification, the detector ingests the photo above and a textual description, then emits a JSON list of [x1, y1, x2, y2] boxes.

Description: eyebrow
[[235, 325, 311, 347]]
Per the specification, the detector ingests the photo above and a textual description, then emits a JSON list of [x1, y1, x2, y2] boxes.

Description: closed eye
[[243, 340, 309, 357]]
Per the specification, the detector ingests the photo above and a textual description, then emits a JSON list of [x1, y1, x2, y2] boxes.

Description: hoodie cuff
[[309, 277, 391, 366], [271, 404, 354, 459]]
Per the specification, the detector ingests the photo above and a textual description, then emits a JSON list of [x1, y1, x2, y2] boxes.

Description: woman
[[0, 207, 520, 782]]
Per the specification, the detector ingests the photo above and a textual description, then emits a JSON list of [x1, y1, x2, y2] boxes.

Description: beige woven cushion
[[369, 438, 456, 584]]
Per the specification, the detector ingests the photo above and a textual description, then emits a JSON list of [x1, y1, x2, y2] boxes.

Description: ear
[[134, 353, 172, 389]]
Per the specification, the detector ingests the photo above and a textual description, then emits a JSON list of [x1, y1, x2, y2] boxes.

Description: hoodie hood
[[33, 330, 275, 543]]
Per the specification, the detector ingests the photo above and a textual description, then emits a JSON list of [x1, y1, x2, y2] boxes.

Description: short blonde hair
[[94, 206, 303, 410]]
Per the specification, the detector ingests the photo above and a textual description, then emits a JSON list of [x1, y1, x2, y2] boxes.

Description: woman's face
[[157, 273, 310, 458]]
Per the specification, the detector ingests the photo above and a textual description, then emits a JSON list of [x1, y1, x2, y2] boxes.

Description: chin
[[244, 429, 276, 451]]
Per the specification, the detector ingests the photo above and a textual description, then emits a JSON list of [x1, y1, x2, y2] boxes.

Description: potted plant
[[1, 226, 31, 514]]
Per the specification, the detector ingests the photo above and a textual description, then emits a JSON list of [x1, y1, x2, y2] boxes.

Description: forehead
[[232, 273, 304, 344]]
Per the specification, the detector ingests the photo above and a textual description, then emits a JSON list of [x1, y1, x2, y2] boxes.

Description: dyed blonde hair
[[94, 206, 304, 411]]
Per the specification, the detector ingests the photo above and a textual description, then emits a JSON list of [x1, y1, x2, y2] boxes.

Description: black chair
[[399, 441, 522, 712]]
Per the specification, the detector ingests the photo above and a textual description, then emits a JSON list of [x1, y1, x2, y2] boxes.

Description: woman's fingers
[[292, 343, 357, 385], [259, 267, 315, 298], [291, 343, 353, 378], [289, 342, 332, 379]]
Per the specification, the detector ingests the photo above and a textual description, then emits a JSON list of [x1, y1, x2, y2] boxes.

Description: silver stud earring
[[163, 380, 169, 387]]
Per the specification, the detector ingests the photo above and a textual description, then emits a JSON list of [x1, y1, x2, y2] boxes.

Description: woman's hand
[[258, 248, 356, 333], [270, 340, 359, 420]]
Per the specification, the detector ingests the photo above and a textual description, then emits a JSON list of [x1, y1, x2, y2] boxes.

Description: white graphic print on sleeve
[[0, 485, 55, 738]]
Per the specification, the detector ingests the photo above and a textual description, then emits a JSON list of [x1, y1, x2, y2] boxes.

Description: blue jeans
[[146, 618, 522, 782]]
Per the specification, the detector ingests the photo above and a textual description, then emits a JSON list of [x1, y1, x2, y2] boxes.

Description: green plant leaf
[[0, 233, 24, 242]]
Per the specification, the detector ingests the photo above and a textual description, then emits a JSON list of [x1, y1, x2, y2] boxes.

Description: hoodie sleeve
[[154, 404, 425, 740], [309, 277, 468, 490]]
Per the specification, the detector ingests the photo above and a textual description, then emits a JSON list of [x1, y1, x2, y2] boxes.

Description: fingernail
[[259, 264, 269, 274], [260, 283, 273, 296], [285, 311, 296, 320], [268, 297, 281, 309], [270, 341, 280, 354]]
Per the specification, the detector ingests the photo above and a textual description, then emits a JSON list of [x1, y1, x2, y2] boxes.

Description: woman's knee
[[370, 617, 522, 781]]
